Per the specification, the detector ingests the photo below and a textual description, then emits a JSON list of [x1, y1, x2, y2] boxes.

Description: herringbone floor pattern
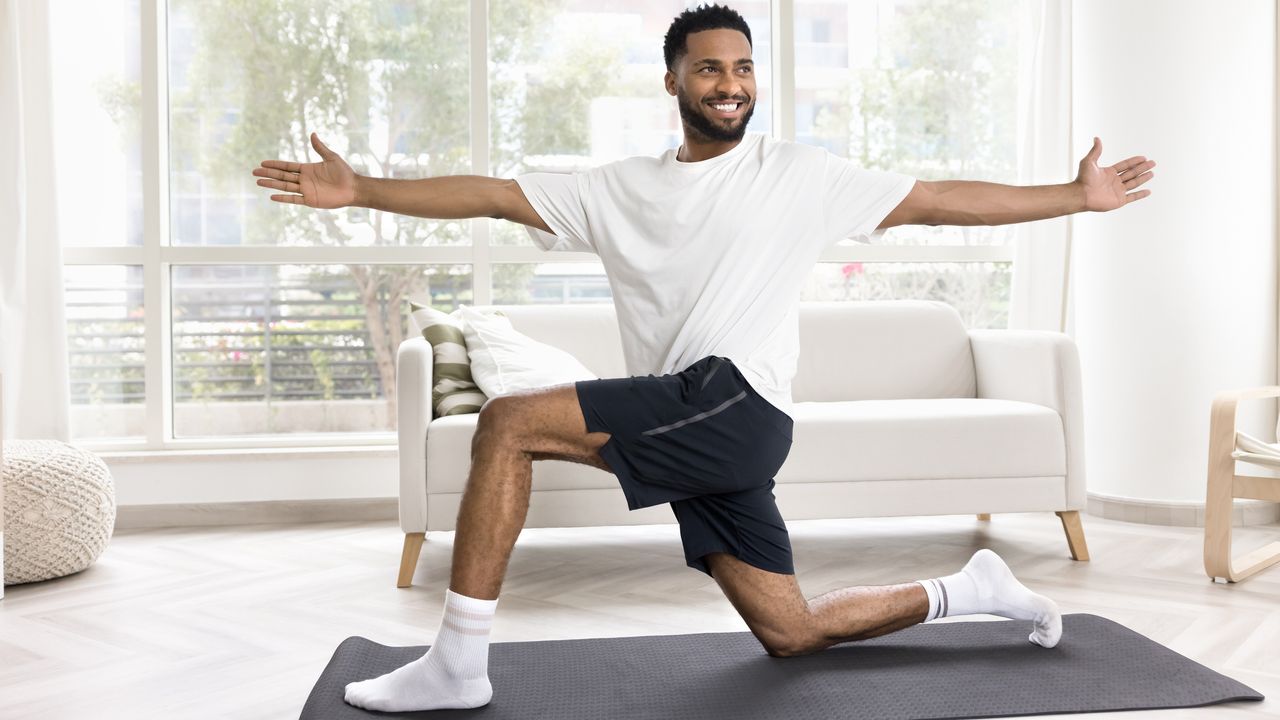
[[1, 512, 1277, 719]]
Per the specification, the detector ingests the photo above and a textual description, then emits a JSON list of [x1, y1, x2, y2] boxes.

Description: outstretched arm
[[251, 132, 552, 232], [879, 137, 1156, 229]]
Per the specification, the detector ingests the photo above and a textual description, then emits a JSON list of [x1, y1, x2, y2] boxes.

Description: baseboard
[[113, 494, 1280, 531], [1086, 492, 1280, 528], [114, 497, 398, 530]]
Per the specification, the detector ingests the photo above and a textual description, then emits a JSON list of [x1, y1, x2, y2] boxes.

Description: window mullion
[[470, 0, 491, 306], [771, 0, 795, 142], [141, 0, 172, 449]]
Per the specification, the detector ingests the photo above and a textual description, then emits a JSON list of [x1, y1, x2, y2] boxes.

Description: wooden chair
[[1205, 386, 1280, 582]]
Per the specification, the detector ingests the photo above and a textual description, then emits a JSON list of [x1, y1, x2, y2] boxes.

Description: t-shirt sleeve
[[822, 152, 917, 245], [512, 172, 597, 254]]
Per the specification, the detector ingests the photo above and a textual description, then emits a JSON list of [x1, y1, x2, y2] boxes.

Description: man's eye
[[700, 67, 715, 73]]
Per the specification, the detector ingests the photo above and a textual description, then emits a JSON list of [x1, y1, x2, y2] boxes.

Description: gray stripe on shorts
[[641, 390, 748, 437], [699, 361, 721, 390]]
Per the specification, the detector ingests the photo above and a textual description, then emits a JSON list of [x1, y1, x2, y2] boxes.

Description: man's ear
[[664, 70, 676, 97]]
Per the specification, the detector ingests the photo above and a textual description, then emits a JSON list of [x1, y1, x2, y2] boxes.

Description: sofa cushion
[[458, 305, 599, 397], [408, 302, 487, 418], [478, 304, 627, 379], [794, 300, 977, 402], [782, 398, 1066, 482], [426, 398, 1065, 494]]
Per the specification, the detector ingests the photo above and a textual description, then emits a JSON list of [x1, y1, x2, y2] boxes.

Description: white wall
[[1072, 0, 1277, 502]]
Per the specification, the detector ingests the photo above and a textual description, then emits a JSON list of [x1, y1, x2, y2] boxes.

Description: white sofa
[[394, 300, 1089, 587]]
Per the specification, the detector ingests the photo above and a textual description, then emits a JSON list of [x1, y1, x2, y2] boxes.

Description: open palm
[[1076, 137, 1156, 212], [252, 133, 357, 209]]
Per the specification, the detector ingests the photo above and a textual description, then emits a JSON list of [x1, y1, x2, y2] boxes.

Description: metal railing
[[66, 272, 613, 405]]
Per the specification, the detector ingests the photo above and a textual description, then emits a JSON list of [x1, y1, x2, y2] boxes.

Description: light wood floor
[[1, 512, 1277, 719]]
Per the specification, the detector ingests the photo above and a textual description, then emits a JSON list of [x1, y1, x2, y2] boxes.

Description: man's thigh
[[478, 382, 612, 473], [704, 551, 813, 656]]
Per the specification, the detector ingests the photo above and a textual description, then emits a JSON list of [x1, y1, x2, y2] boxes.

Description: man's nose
[[716, 74, 745, 99]]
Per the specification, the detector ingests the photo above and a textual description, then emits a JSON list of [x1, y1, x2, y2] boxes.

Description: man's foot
[[343, 646, 493, 712], [344, 587, 498, 712], [921, 549, 1062, 648]]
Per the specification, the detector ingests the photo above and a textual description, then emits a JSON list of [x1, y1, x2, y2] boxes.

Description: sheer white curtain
[[0, 0, 70, 441], [1009, 0, 1074, 333]]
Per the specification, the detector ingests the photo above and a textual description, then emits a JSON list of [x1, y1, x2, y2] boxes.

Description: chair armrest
[[1209, 386, 1280, 464], [968, 329, 1086, 509], [397, 336, 433, 533]]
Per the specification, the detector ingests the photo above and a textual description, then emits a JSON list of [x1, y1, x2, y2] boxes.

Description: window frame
[[62, 0, 1014, 453]]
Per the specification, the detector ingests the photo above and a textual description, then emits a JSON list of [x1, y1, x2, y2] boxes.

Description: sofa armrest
[[968, 329, 1086, 509], [397, 336, 433, 533]]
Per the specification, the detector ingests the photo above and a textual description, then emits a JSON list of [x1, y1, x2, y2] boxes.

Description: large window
[[793, 0, 1019, 327], [55, 0, 1029, 449]]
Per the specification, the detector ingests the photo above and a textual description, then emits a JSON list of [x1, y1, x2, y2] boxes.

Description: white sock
[[343, 588, 498, 712], [916, 549, 1062, 648]]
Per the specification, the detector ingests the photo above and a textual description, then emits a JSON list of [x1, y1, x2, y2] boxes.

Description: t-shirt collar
[[669, 132, 759, 170]]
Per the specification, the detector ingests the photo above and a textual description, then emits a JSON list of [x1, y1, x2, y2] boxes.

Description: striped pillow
[[407, 302, 490, 418]]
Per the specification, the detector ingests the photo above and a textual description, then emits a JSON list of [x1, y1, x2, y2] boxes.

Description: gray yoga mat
[[300, 613, 1262, 720]]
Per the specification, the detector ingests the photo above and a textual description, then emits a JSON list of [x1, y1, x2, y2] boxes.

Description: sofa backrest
[[793, 300, 976, 401], [486, 304, 629, 379], [483, 300, 976, 401]]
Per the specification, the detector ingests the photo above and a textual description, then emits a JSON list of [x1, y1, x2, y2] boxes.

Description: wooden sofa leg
[[1055, 511, 1090, 561], [976, 514, 991, 521], [397, 532, 426, 588]]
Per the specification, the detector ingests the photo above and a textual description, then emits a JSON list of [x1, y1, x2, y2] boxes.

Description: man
[[253, 4, 1154, 713]]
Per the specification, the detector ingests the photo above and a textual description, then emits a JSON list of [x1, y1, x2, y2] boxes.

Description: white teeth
[[711, 103, 739, 112]]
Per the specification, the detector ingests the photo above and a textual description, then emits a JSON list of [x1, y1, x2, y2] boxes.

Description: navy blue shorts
[[575, 355, 796, 577]]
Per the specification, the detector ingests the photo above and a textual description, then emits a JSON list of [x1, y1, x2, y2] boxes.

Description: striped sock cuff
[[444, 589, 498, 633], [435, 589, 498, 679], [916, 578, 948, 622], [932, 577, 949, 618], [445, 588, 499, 614]]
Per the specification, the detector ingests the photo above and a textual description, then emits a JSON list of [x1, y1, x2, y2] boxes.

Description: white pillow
[[457, 305, 598, 397]]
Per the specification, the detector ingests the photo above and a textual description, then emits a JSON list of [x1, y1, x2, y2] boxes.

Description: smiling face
[[665, 28, 756, 145]]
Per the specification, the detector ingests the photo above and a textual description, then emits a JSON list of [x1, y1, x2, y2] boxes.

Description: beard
[[675, 84, 755, 144]]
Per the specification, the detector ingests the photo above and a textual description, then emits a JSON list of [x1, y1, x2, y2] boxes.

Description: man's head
[[663, 4, 756, 144]]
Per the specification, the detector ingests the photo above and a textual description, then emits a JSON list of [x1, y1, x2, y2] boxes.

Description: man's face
[[666, 28, 756, 143]]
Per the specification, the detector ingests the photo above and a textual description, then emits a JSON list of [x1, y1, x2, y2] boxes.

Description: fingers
[[259, 159, 302, 173], [1113, 156, 1152, 175], [1124, 189, 1152, 204], [311, 132, 337, 160], [256, 177, 300, 193], [1085, 136, 1102, 162], [270, 193, 304, 204], [1123, 168, 1154, 190], [252, 166, 301, 183]]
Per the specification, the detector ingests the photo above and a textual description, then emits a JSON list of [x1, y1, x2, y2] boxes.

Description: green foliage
[[819, 0, 1018, 182]]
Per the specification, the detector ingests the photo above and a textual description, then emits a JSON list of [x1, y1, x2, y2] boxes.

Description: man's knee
[[470, 389, 609, 469], [751, 621, 822, 658], [763, 636, 819, 658], [474, 396, 547, 458], [705, 553, 822, 658]]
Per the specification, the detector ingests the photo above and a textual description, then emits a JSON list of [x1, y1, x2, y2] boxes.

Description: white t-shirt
[[514, 131, 915, 419]]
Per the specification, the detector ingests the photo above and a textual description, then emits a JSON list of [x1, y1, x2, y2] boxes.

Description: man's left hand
[[1075, 136, 1156, 212]]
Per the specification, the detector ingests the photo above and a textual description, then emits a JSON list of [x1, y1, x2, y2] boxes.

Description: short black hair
[[662, 3, 753, 73]]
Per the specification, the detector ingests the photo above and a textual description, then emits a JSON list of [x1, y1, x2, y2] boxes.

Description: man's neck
[[677, 135, 745, 163]]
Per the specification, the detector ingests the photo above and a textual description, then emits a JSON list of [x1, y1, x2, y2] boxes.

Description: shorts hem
[[685, 547, 795, 578], [596, 439, 643, 512], [576, 381, 636, 511]]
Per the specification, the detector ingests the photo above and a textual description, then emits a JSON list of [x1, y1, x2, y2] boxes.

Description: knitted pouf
[[3, 440, 116, 586]]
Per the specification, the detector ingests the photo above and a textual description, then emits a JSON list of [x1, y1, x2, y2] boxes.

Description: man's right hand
[[252, 132, 358, 209]]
